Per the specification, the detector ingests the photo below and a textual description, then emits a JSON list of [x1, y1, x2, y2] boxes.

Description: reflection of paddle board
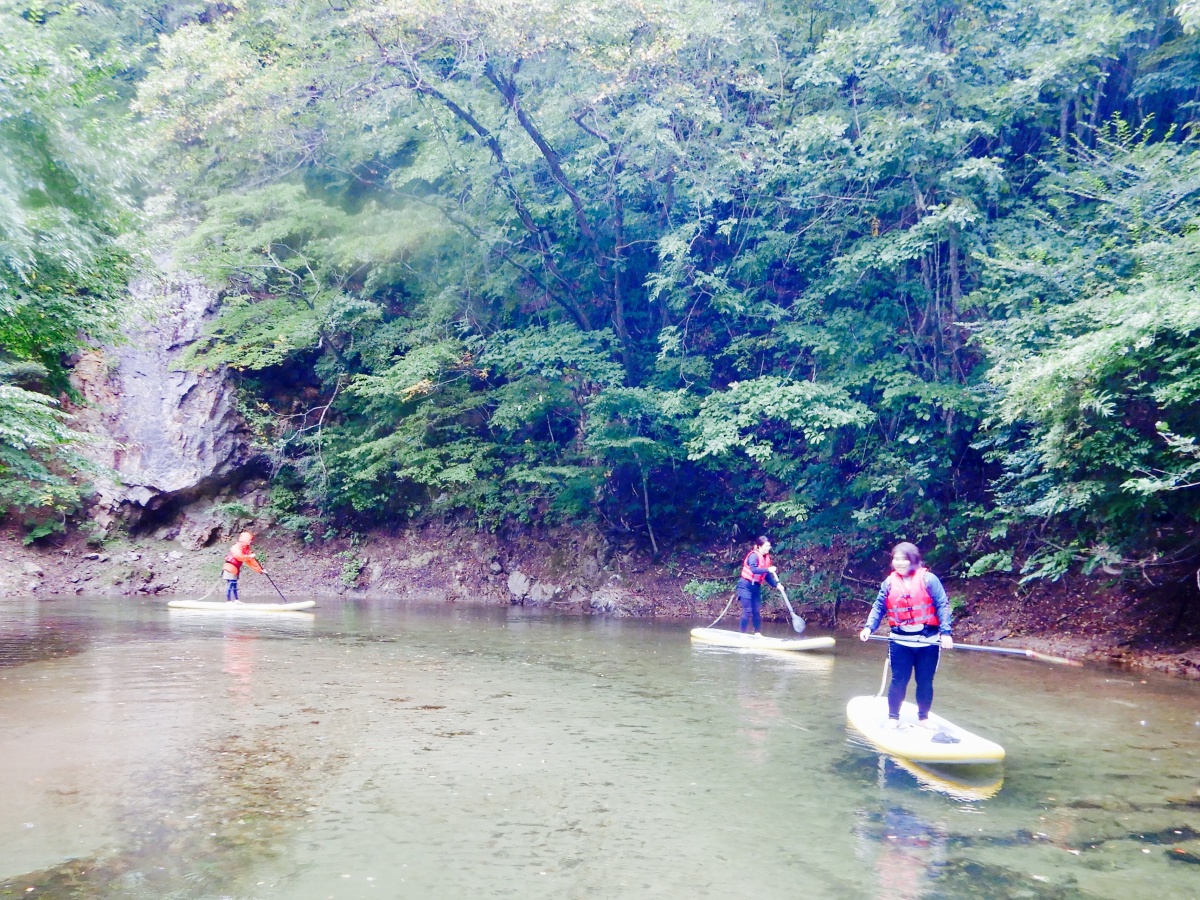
[[167, 599, 316, 612], [846, 695, 1004, 765], [889, 757, 1004, 801], [689, 628, 835, 652]]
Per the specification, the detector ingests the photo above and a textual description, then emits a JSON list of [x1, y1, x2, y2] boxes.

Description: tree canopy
[[4, 0, 1200, 585]]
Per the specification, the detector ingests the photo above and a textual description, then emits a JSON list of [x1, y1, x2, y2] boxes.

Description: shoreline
[[2, 522, 1198, 681]]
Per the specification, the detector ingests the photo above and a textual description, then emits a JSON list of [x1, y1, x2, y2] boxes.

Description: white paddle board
[[846, 695, 1004, 765], [167, 599, 316, 612], [690, 627, 835, 652]]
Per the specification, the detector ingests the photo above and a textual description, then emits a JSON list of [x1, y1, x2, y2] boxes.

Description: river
[[0, 598, 1197, 899]]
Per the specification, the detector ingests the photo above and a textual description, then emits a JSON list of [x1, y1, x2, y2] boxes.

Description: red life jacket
[[740, 550, 772, 584], [224, 541, 252, 576], [885, 567, 939, 628]]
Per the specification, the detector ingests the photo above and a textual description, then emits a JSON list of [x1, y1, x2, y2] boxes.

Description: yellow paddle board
[[690, 627, 835, 652], [889, 757, 1004, 801], [846, 695, 1004, 765], [167, 599, 316, 612]]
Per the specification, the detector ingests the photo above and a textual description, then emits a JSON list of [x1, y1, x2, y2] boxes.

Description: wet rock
[[83, 552, 100, 561], [580, 555, 603, 588], [167, 550, 183, 560], [400, 551, 436, 569], [69, 265, 257, 526], [589, 586, 623, 613], [507, 570, 531, 600], [22, 562, 44, 577], [489, 561, 503, 574], [529, 581, 560, 603]]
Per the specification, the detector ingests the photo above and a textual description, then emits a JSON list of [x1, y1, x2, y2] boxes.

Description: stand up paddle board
[[690, 628, 835, 652], [846, 695, 1004, 765], [888, 757, 1004, 801], [167, 599, 316, 612]]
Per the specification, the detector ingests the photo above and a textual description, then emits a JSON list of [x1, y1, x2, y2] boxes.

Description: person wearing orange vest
[[736, 535, 785, 636], [222, 531, 264, 602], [858, 542, 953, 728]]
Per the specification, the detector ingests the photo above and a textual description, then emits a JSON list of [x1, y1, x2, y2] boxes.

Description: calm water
[[0, 598, 1198, 899]]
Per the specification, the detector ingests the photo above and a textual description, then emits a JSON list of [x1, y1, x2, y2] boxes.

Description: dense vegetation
[[3, 0, 1200, 588]]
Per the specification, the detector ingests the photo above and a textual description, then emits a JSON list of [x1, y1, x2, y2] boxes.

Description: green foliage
[[17, 0, 1194, 580], [683, 579, 729, 603], [0, 0, 143, 532], [335, 550, 364, 587]]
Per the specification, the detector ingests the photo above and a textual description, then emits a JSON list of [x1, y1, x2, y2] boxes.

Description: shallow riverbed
[[1, 598, 1198, 899]]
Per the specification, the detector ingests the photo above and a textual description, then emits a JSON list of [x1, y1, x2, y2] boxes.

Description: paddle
[[777, 584, 806, 635], [867, 634, 1082, 667], [261, 571, 291, 605]]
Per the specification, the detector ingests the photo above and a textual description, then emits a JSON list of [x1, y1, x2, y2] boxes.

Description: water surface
[[1, 598, 1198, 898]]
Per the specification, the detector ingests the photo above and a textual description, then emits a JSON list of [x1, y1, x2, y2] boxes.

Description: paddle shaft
[[262, 570, 290, 604], [866, 634, 1081, 666]]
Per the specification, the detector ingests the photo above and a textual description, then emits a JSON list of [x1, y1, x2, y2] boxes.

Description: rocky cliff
[[69, 266, 258, 544]]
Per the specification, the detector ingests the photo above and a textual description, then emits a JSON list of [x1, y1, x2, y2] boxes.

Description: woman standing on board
[[737, 535, 786, 636], [222, 531, 263, 602], [858, 542, 953, 728]]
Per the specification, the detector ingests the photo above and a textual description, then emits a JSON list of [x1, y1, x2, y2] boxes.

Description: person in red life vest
[[222, 531, 264, 602], [858, 542, 953, 729], [736, 535, 786, 636]]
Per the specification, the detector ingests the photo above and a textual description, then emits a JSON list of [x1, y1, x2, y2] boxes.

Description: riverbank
[[1, 522, 1197, 680]]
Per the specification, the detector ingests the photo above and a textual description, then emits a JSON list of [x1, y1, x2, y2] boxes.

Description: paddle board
[[689, 628, 835, 652], [888, 757, 1004, 801], [845, 695, 1004, 765], [167, 599, 316, 612]]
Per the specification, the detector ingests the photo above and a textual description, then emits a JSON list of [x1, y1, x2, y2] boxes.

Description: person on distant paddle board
[[858, 542, 953, 729], [736, 535, 785, 636], [222, 531, 264, 602]]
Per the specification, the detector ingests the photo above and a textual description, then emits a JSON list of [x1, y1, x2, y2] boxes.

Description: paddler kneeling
[[858, 542, 953, 729], [737, 535, 786, 636], [222, 531, 264, 603]]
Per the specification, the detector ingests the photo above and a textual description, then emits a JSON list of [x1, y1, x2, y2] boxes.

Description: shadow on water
[[0, 624, 90, 672]]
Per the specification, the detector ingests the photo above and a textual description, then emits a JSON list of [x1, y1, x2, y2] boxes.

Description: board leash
[[706, 591, 737, 628]]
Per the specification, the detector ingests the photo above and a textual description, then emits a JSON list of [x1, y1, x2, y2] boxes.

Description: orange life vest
[[885, 567, 939, 628], [223, 540, 261, 578], [740, 550, 772, 584]]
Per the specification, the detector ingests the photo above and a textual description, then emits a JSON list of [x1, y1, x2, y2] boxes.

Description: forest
[[3, 0, 1200, 592]]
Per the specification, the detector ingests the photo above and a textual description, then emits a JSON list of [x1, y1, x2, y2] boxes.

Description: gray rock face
[[71, 267, 255, 526], [506, 570, 531, 599]]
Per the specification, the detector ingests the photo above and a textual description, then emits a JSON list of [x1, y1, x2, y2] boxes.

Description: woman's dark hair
[[891, 542, 921, 567], [755, 535, 771, 548]]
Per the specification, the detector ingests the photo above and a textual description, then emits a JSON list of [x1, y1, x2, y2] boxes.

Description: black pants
[[737, 581, 761, 632], [888, 639, 940, 719]]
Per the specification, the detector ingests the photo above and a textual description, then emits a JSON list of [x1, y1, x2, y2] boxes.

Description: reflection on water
[[0, 599, 1198, 899]]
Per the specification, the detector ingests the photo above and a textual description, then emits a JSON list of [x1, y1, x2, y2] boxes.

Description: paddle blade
[[791, 615, 806, 634], [1029, 650, 1083, 667]]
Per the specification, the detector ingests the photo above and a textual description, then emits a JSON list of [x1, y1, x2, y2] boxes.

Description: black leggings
[[737, 582, 761, 632], [887, 640, 940, 719]]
